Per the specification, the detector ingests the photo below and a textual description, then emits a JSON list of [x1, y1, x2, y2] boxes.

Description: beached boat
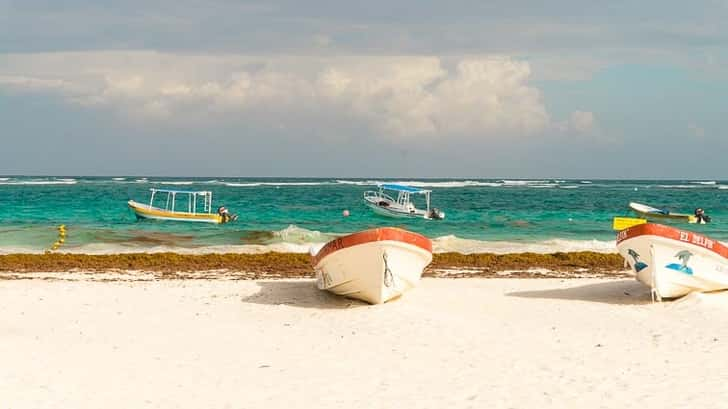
[[363, 184, 445, 220], [310, 227, 433, 304], [616, 223, 728, 299], [128, 189, 237, 224], [629, 202, 700, 223]]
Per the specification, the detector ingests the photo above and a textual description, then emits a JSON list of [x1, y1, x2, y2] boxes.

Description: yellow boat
[[128, 189, 236, 224]]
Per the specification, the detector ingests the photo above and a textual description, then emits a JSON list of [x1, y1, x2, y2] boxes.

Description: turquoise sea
[[1, 176, 727, 254]]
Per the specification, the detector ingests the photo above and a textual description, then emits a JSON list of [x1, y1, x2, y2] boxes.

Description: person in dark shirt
[[695, 208, 711, 224]]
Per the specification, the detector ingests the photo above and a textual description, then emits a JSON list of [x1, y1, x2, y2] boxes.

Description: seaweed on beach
[[0, 251, 628, 279], [427, 252, 628, 278]]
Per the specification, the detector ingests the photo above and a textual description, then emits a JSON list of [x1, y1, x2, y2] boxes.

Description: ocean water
[[1, 176, 727, 254]]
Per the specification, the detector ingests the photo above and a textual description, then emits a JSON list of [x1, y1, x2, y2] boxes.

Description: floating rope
[[383, 251, 393, 287]]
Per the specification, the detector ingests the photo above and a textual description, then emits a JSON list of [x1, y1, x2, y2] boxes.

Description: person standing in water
[[694, 208, 711, 224]]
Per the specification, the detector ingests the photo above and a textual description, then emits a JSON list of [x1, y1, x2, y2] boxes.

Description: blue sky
[[1, 0, 727, 177]]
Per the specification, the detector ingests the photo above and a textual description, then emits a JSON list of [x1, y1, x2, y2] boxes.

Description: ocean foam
[[224, 182, 262, 187], [657, 184, 707, 189], [1, 234, 620, 255], [431, 235, 616, 254], [0, 180, 78, 185], [269, 225, 339, 244], [529, 184, 559, 188], [335, 180, 379, 186], [395, 180, 505, 188], [154, 181, 195, 185], [225, 182, 331, 187], [337, 180, 506, 188]]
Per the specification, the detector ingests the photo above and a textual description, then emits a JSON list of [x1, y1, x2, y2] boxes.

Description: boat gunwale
[[311, 227, 432, 267], [617, 223, 728, 259]]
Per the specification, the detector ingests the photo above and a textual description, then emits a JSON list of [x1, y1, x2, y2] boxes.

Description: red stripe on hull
[[617, 223, 728, 258], [311, 227, 432, 266]]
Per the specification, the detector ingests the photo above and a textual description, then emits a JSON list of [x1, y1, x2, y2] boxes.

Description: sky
[[1, 0, 727, 178]]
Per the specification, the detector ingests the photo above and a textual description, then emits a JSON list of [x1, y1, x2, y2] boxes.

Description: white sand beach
[[2, 277, 728, 408]]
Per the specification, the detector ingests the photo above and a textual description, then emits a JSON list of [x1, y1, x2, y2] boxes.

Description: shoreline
[[0, 251, 629, 279]]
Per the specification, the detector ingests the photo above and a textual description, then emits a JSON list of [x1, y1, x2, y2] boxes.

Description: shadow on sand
[[241, 280, 369, 309], [508, 279, 654, 305]]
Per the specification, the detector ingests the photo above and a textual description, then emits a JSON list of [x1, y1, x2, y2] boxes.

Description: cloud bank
[[0, 52, 561, 141]]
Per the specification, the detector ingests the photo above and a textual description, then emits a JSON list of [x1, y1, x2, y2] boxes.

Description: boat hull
[[629, 202, 697, 223], [128, 200, 223, 224], [311, 228, 433, 304], [364, 201, 421, 219], [617, 223, 728, 298]]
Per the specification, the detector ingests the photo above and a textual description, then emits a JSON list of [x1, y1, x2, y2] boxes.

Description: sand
[[2, 277, 728, 408]]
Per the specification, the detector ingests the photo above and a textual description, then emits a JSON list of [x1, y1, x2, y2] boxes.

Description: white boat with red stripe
[[310, 227, 433, 304], [616, 223, 728, 300]]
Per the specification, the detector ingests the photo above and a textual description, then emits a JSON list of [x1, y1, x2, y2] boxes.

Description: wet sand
[[2, 277, 727, 408]]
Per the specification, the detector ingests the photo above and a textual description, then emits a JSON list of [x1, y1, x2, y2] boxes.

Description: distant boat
[[128, 188, 237, 224], [629, 202, 700, 223], [617, 223, 728, 299], [310, 227, 433, 304], [363, 184, 445, 220]]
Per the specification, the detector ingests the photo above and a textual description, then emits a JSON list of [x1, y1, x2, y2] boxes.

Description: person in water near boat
[[695, 208, 711, 224], [218, 206, 232, 223]]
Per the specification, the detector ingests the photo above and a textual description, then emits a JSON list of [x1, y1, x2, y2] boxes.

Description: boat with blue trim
[[363, 184, 445, 220], [617, 223, 728, 299]]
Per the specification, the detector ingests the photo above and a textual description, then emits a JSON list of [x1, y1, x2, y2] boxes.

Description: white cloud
[[0, 51, 555, 140], [0, 75, 76, 93]]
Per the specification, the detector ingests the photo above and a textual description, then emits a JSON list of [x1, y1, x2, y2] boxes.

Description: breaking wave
[[153, 181, 195, 185], [0, 179, 78, 185], [1, 227, 619, 255], [225, 181, 332, 187], [431, 235, 616, 254]]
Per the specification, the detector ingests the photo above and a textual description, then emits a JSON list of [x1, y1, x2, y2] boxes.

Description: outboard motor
[[429, 208, 445, 220]]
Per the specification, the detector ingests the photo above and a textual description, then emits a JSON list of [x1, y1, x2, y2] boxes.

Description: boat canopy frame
[[148, 188, 214, 214], [376, 184, 432, 213]]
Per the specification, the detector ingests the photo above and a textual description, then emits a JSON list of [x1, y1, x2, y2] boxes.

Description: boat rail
[[364, 190, 396, 203], [148, 188, 213, 215]]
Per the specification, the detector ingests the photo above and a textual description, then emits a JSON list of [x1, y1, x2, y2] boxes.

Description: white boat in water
[[363, 184, 445, 220], [128, 188, 237, 224], [616, 223, 728, 299], [310, 227, 433, 304], [629, 202, 702, 223]]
